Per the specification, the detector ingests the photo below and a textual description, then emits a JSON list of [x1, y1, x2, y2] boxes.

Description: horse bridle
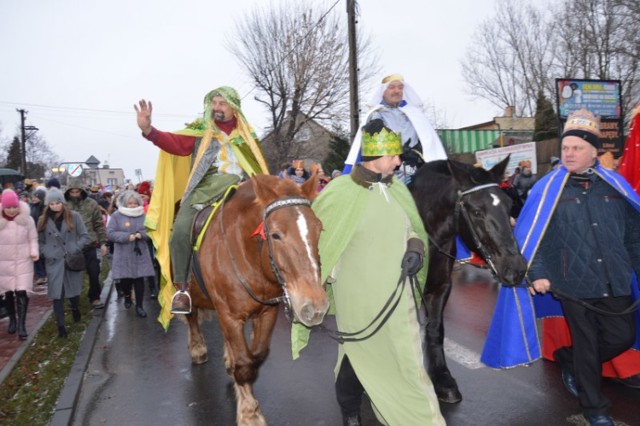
[[219, 195, 312, 316], [429, 183, 501, 278]]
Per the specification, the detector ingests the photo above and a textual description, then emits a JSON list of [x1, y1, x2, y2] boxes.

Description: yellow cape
[[144, 151, 191, 330]]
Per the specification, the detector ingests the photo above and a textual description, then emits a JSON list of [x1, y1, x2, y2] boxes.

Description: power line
[[0, 100, 193, 119]]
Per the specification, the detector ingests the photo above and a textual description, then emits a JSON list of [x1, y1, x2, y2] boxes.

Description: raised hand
[[134, 99, 153, 135]]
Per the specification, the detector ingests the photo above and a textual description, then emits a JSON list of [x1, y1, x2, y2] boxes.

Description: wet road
[[71, 266, 640, 426]]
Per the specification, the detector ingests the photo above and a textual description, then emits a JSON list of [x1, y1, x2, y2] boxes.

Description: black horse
[[408, 156, 527, 403]]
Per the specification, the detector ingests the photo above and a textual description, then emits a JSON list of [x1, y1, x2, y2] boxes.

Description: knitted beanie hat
[[45, 188, 66, 205], [562, 109, 601, 148], [1, 189, 19, 208]]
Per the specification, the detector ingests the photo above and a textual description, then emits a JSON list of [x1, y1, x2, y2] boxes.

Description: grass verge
[[0, 263, 107, 425]]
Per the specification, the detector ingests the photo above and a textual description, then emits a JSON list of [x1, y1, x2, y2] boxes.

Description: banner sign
[[475, 142, 537, 175], [555, 78, 624, 156]]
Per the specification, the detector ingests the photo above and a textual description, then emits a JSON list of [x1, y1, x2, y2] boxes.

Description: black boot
[[5, 291, 16, 334], [134, 279, 147, 318], [53, 299, 66, 338], [70, 296, 81, 322], [16, 291, 29, 340], [148, 276, 158, 299], [115, 280, 124, 299], [0, 294, 8, 319]]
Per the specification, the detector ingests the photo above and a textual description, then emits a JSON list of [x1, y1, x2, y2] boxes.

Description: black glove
[[133, 240, 142, 256], [400, 139, 425, 168], [401, 238, 425, 277]]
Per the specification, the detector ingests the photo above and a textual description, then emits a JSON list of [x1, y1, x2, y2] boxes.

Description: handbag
[[64, 251, 86, 271], [54, 232, 86, 271]]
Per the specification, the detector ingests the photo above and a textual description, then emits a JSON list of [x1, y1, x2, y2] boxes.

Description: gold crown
[[362, 127, 403, 157], [563, 109, 601, 137], [381, 73, 404, 84]]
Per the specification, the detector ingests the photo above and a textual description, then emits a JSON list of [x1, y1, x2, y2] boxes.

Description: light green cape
[[290, 174, 429, 359]]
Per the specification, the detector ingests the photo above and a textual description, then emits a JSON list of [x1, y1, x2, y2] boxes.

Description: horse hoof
[[191, 354, 208, 365], [436, 387, 462, 404]]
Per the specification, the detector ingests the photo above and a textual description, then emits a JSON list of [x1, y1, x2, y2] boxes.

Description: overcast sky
[[0, 0, 501, 181]]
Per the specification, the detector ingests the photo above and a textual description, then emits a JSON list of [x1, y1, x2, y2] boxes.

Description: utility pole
[[347, 0, 359, 143], [17, 108, 27, 176]]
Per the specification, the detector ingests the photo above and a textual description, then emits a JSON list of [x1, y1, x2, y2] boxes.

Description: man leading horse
[[135, 87, 269, 319]]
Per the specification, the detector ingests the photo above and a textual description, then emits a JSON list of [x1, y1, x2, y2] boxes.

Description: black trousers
[[555, 295, 636, 416], [335, 355, 364, 418], [83, 248, 102, 302]]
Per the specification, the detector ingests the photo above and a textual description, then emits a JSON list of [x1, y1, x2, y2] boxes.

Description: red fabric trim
[[541, 317, 640, 378]]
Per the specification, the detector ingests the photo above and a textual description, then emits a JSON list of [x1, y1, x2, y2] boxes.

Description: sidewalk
[[0, 284, 53, 385]]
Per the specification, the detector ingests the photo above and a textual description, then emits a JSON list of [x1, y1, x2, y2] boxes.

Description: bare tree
[[0, 132, 61, 178], [551, 0, 640, 116], [461, 0, 555, 116], [461, 0, 640, 119], [226, 0, 379, 171]]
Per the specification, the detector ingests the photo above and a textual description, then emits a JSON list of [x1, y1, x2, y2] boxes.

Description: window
[[296, 127, 311, 142]]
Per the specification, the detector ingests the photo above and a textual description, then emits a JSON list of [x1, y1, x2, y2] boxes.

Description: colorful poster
[[556, 79, 621, 119], [555, 78, 624, 156]]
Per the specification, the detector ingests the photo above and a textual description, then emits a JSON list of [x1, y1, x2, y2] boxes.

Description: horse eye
[[271, 233, 282, 240], [473, 210, 483, 217]]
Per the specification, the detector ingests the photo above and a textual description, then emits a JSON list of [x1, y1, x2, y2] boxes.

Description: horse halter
[[222, 195, 312, 317], [454, 183, 500, 278]]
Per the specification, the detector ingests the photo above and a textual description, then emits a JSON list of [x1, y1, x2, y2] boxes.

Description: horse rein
[[319, 270, 427, 343], [219, 195, 312, 315]]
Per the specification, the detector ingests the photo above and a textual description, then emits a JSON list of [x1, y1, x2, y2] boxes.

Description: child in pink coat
[[0, 189, 39, 339]]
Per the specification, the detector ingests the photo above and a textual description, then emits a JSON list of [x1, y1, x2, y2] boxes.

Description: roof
[[438, 130, 501, 154]]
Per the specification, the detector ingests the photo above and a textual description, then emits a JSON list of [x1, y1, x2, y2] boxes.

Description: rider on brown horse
[[135, 86, 269, 315]]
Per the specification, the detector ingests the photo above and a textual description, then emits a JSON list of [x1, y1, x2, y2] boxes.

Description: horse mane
[[417, 159, 500, 188], [222, 175, 318, 216]]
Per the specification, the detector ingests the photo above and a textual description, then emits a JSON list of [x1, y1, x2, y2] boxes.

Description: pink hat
[[1, 189, 19, 208]]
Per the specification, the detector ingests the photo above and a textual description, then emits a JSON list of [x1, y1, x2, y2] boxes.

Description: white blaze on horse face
[[296, 209, 320, 278], [490, 193, 500, 207]]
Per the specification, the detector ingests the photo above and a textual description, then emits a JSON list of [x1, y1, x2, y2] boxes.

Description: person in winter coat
[[64, 178, 108, 309], [0, 189, 39, 340], [107, 191, 155, 318], [512, 160, 537, 200], [30, 187, 48, 285], [38, 188, 90, 338]]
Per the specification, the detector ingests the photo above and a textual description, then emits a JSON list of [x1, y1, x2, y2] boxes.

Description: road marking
[[443, 337, 485, 370]]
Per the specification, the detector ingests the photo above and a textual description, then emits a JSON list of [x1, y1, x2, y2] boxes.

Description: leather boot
[[16, 291, 28, 340], [58, 326, 68, 338], [5, 291, 16, 334], [70, 296, 81, 322], [0, 294, 8, 319], [134, 280, 147, 317], [170, 282, 191, 314]]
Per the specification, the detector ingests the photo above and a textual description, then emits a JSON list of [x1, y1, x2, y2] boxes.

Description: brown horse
[[184, 175, 329, 426]]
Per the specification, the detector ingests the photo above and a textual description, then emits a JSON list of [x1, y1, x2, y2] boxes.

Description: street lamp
[[20, 124, 38, 176]]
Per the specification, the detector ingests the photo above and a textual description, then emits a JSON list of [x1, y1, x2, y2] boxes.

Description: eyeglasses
[[295, 168, 304, 172]]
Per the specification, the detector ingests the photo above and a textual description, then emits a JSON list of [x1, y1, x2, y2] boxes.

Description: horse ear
[[489, 155, 511, 183], [447, 159, 474, 187], [251, 175, 278, 206], [300, 174, 319, 202]]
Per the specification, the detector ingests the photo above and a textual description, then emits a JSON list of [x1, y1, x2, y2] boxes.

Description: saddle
[[190, 185, 237, 252]]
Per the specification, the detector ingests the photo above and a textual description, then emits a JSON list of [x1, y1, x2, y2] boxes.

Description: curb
[[0, 308, 53, 386], [49, 278, 114, 426]]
